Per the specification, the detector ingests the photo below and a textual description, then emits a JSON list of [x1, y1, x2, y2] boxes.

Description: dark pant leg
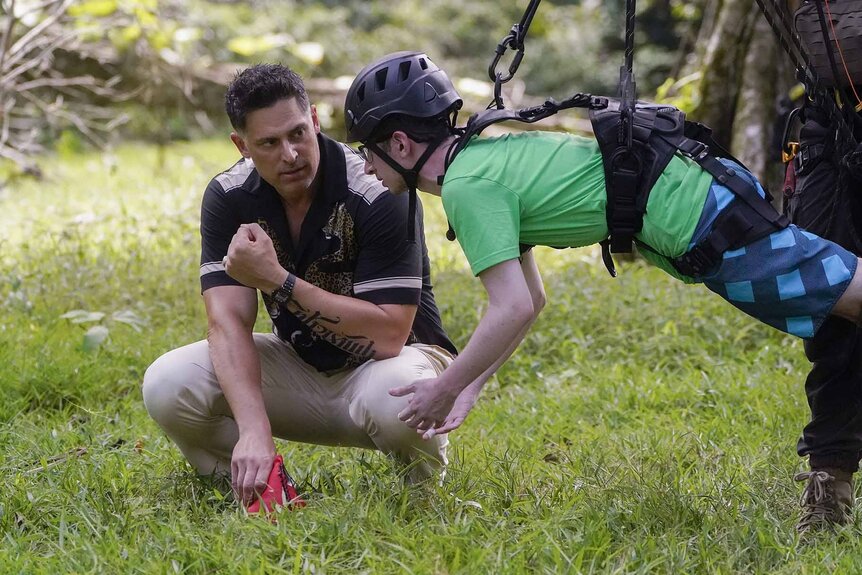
[[789, 116, 862, 472], [796, 316, 862, 472]]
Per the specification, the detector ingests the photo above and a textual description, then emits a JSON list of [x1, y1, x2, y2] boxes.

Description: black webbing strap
[[794, 142, 828, 175], [446, 93, 601, 170], [367, 134, 446, 243], [669, 138, 790, 277], [606, 108, 658, 253], [672, 200, 781, 277], [673, 137, 788, 228]]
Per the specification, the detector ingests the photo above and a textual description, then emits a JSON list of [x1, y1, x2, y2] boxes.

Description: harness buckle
[[674, 245, 718, 277], [681, 140, 709, 161]]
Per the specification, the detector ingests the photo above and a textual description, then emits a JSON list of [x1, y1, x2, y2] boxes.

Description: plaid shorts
[[690, 160, 858, 338]]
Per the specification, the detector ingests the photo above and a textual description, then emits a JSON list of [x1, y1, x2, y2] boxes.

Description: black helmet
[[344, 51, 462, 143]]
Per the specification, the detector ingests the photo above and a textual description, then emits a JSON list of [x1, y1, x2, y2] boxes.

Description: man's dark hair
[[224, 64, 310, 132], [369, 113, 453, 145]]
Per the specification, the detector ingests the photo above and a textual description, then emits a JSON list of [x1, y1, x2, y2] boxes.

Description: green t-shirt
[[441, 131, 714, 280]]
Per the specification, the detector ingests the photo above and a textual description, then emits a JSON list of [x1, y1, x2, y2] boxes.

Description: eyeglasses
[[358, 145, 372, 163]]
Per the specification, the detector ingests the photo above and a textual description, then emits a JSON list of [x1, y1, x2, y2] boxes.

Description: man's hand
[[390, 377, 460, 436], [223, 223, 286, 293], [231, 430, 277, 505], [424, 385, 481, 438]]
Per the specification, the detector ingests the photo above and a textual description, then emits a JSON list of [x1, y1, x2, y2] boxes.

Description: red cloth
[[246, 455, 306, 514], [783, 161, 797, 199]]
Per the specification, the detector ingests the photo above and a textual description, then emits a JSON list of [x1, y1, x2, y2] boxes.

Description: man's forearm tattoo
[[287, 300, 376, 360]]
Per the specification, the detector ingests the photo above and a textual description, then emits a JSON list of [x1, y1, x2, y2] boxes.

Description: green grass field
[[1, 140, 860, 574]]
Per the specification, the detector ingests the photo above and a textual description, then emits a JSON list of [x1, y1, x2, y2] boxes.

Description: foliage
[[3, 138, 862, 573], [0, 0, 121, 172], [0, 0, 704, 173]]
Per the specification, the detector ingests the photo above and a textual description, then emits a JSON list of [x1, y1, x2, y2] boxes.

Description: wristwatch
[[270, 272, 296, 305]]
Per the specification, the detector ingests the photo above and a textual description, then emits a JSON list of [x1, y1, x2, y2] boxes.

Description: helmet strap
[[366, 135, 447, 243]]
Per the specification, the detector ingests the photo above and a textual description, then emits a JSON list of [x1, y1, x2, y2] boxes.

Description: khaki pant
[[142, 334, 453, 480]]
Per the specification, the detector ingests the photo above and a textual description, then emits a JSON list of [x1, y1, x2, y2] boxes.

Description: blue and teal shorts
[[688, 160, 858, 338]]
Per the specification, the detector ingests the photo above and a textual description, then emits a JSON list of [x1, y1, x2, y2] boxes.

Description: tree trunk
[[731, 12, 789, 189], [687, 0, 795, 193]]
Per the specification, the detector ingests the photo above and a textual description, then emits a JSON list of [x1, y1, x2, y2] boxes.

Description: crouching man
[[142, 63, 458, 506]]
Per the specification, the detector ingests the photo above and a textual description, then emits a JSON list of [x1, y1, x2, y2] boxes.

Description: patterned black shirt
[[199, 133, 456, 372]]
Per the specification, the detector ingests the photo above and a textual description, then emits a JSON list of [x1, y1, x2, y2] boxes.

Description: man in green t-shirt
[[343, 52, 862, 525]]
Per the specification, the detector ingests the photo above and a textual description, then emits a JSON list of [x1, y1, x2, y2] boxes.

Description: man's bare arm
[[225, 223, 416, 360], [421, 250, 546, 435], [390, 257, 537, 430], [204, 284, 275, 504]]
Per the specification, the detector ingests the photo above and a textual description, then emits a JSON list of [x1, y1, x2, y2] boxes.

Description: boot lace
[[794, 470, 840, 532]]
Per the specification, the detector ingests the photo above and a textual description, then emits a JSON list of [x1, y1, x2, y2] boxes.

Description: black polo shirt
[[199, 133, 456, 372]]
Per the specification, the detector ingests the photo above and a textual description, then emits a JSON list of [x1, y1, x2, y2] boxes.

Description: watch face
[[272, 288, 290, 305]]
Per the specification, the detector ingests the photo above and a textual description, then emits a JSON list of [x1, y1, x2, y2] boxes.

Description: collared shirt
[[199, 133, 456, 372]]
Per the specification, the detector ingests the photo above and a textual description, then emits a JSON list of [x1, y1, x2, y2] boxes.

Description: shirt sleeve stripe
[[353, 276, 422, 294], [200, 261, 226, 277]]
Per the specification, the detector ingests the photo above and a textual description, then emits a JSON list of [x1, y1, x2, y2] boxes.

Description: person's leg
[[830, 259, 862, 323], [785, 110, 862, 533], [343, 344, 453, 482], [142, 333, 375, 477], [796, 315, 862, 471], [142, 339, 237, 476], [142, 335, 452, 482]]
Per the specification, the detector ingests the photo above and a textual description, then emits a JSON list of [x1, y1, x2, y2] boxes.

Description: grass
[[0, 139, 859, 573]]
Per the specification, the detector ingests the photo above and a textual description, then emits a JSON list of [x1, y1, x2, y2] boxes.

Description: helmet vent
[[418, 58, 428, 70], [375, 68, 388, 91], [356, 83, 365, 102], [398, 61, 411, 82]]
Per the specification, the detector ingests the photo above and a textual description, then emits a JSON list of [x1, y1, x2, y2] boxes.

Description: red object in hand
[[246, 455, 306, 514]]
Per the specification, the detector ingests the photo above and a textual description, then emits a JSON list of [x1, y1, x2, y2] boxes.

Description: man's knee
[[830, 258, 862, 325], [354, 348, 433, 423], [142, 344, 212, 427], [348, 347, 449, 466]]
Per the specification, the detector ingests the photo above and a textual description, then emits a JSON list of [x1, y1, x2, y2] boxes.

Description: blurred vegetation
[[0, 0, 705, 173], [5, 137, 857, 574]]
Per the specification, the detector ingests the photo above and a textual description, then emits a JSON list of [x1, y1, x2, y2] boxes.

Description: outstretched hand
[[429, 387, 480, 437], [390, 377, 457, 434], [390, 377, 478, 439]]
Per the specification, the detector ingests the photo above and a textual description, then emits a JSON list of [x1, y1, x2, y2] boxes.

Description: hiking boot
[[794, 468, 854, 535]]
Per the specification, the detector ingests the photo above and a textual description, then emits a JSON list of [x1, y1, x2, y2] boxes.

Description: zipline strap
[[618, 0, 637, 146], [488, 0, 543, 109], [607, 0, 639, 256], [624, 0, 637, 77]]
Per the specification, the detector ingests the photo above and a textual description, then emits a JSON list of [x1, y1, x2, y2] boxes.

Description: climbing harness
[[756, 0, 862, 152], [756, 0, 862, 210], [448, 0, 789, 277]]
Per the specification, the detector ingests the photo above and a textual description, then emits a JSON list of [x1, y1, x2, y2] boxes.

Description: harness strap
[[673, 137, 789, 229], [794, 142, 828, 175], [607, 107, 658, 253], [672, 199, 783, 277], [446, 94, 601, 171]]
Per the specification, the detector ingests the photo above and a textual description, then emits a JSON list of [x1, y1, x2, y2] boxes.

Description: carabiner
[[780, 106, 802, 163], [488, 29, 524, 84]]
